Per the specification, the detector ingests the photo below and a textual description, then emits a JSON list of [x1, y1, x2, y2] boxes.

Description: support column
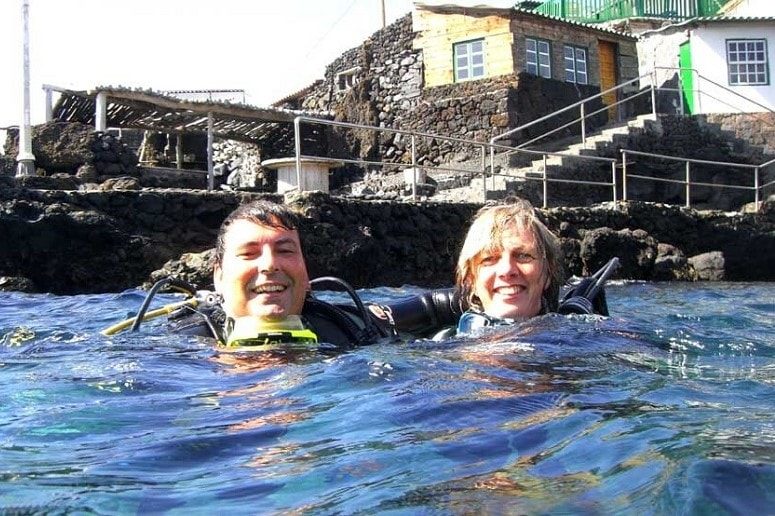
[[176, 133, 184, 170], [95, 91, 107, 132], [44, 87, 53, 122], [16, 0, 35, 177], [207, 113, 214, 192]]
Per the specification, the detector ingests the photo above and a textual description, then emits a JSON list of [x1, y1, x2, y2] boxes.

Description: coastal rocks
[[0, 186, 772, 294], [653, 243, 694, 281], [580, 227, 657, 279], [144, 249, 216, 290], [689, 251, 725, 281], [0, 276, 37, 293], [3, 123, 138, 179], [3, 122, 92, 174]]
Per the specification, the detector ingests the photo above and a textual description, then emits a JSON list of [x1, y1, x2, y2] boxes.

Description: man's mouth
[[251, 284, 287, 294]]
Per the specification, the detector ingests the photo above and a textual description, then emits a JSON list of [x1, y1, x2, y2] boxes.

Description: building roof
[[414, 2, 637, 40], [49, 86, 330, 144], [639, 15, 775, 36]]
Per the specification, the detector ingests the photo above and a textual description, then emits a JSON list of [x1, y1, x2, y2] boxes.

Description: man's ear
[[213, 264, 222, 292]]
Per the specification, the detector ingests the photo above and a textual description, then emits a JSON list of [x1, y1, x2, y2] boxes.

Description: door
[[598, 40, 618, 122], [679, 40, 694, 114]]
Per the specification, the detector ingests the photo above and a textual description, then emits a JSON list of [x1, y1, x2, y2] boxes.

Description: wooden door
[[598, 40, 618, 122]]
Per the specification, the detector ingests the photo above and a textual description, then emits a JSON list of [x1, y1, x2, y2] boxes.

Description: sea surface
[[1, 282, 773, 514]]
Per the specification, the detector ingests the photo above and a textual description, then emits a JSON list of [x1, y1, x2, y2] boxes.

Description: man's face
[[214, 219, 309, 321], [472, 225, 548, 319]]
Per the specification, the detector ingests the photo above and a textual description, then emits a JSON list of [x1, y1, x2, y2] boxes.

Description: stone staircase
[[431, 113, 662, 204]]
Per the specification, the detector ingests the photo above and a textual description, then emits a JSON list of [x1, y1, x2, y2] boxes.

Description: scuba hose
[[557, 257, 620, 316], [101, 277, 222, 338]]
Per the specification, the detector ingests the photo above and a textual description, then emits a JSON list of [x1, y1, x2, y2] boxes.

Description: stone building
[[275, 4, 638, 169]]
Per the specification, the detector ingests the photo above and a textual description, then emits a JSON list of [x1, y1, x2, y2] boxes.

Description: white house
[[639, 13, 775, 114]]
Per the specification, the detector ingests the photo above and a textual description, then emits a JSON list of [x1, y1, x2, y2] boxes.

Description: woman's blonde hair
[[455, 199, 564, 313]]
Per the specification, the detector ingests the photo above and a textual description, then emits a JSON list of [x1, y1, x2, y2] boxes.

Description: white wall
[[691, 22, 775, 113]]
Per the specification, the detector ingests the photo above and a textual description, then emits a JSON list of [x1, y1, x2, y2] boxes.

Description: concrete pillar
[[16, 0, 35, 177], [95, 91, 107, 132]]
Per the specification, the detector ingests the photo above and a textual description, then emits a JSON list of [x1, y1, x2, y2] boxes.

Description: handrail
[[654, 66, 775, 116], [294, 115, 488, 201], [621, 148, 772, 210], [621, 149, 762, 169], [490, 73, 651, 145]]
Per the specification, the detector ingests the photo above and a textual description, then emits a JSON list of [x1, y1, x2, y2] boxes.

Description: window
[[454, 39, 485, 82], [526, 38, 551, 78], [727, 39, 769, 86], [336, 67, 360, 92], [564, 45, 588, 84]]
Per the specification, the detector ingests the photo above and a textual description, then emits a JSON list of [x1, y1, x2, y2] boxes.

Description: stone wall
[[291, 14, 611, 172], [0, 182, 772, 294], [703, 113, 775, 158]]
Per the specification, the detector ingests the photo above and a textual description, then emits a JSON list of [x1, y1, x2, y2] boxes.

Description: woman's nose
[[496, 254, 517, 276]]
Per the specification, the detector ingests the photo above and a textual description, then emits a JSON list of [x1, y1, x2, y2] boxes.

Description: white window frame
[[454, 39, 485, 82], [336, 67, 360, 92], [726, 39, 769, 86], [564, 45, 588, 85], [526, 38, 552, 79]]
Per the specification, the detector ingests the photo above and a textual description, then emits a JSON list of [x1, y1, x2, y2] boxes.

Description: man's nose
[[256, 247, 277, 272]]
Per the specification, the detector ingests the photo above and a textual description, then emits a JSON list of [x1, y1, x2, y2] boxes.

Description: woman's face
[[472, 224, 548, 319]]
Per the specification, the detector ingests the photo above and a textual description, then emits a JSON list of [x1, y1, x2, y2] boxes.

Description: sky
[[0, 0, 416, 143]]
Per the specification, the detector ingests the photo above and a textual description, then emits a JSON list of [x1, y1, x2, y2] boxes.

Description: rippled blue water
[[1, 283, 773, 514]]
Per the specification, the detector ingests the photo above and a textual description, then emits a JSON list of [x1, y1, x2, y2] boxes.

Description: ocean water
[[1, 282, 773, 514]]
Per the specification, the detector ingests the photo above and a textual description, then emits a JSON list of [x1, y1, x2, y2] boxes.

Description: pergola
[[45, 85, 330, 190]]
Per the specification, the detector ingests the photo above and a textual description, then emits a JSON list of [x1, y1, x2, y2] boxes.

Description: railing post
[[411, 133, 417, 202], [650, 82, 657, 118], [622, 151, 628, 202], [542, 154, 548, 209], [611, 161, 617, 205], [44, 87, 53, 122], [685, 160, 691, 208], [207, 115, 215, 191], [580, 102, 586, 145], [489, 141, 495, 191], [481, 144, 487, 202], [294, 117, 302, 192], [754, 166, 760, 211]]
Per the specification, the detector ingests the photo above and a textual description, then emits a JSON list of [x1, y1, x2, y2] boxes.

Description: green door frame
[[679, 40, 694, 114]]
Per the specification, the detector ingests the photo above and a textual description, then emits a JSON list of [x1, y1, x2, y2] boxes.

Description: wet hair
[[455, 198, 564, 313], [214, 200, 302, 267]]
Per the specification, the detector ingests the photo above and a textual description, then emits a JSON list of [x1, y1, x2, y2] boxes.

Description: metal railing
[[533, 0, 726, 22], [621, 149, 775, 210], [489, 141, 618, 208], [653, 66, 775, 119], [292, 115, 772, 212], [489, 72, 657, 175], [293, 116, 488, 201]]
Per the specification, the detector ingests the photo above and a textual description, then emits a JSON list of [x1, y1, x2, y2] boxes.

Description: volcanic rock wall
[[0, 181, 772, 294]]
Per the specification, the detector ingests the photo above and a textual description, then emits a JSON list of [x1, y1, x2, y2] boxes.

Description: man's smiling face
[[214, 218, 309, 321]]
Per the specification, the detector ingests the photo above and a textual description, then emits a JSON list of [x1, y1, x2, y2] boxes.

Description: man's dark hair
[[214, 200, 302, 266]]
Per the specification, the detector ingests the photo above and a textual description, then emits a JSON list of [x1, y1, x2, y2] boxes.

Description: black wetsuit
[[168, 295, 395, 348]]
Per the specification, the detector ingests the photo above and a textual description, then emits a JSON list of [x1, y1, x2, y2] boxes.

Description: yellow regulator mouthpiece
[[224, 315, 319, 350]]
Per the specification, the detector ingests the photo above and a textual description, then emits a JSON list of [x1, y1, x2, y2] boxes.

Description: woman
[[453, 199, 564, 333]]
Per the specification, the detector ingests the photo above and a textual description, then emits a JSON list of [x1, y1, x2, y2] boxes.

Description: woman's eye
[[516, 252, 535, 262], [479, 255, 498, 266]]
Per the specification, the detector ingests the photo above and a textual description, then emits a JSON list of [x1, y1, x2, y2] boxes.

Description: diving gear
[[384, 288, 465, 336], [558, 257, 620, 316], [224, 315, 318, 350]]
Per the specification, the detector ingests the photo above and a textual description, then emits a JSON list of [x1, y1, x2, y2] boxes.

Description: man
[[211, 200, 391, 348]]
